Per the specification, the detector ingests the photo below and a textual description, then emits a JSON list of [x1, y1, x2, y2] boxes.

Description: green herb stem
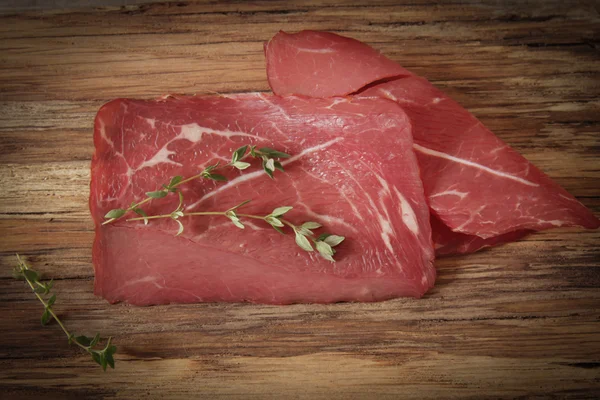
[[102, 166, 226, 226], [126, 211, 294, 226], [14, 255, 117, 371], [17, 256, 86, 351], [123, 208, 343, 260]]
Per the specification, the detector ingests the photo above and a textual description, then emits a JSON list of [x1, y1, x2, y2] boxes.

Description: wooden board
[[1, 1, 599, 398]]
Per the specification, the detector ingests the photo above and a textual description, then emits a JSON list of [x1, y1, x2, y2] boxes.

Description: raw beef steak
[[265, 30, 600, 255], [91, 94, 436, 305]]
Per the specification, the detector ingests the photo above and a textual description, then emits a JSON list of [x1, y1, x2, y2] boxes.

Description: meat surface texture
[[265, 30, 410, 97], [91, 94, 436, 305], [265, 30, 600, 255]]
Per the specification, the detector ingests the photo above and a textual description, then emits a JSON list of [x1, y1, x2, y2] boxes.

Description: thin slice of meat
[[360, 77, 599, 236], [430, 214, 532, 256], [265, 30, 600, 255], [265, 30, 411, 97], [91, 94, 435, 305]]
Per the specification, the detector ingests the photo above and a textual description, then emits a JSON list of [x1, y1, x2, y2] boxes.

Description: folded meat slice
[[265, 30, 600, 255], [265, 30, 410, 97], [90, 94, 435, 305], [431, 214, 532, 256], [362, 78, 599, 250]]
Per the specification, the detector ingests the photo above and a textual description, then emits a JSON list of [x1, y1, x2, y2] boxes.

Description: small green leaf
[[175, 220, 184, 236], [23, 269, 39, 283], [272, 225, 285, 235], [169, 175, 183, 188], [12, 267, 25, 280], [47, 294, 56, 308], [133, 208, 149, 225], [34, 280, 53, 295], [146, 190, 168, 199], [264, 158, 275, 172], [317, 251, 335, 263], [258, 147, 291, 158], [231, 145, 248, 163], [90, 351, 102, 368], [295, 232, 314, 252], [316, 241, 334, 256], [265, 216, 284, 228], [101, 354, 109, 371], [274, 161, 284, 172], [206, 173, 227, 182], [90, 333, 101, 347], [302, 222, 322, 230], [76, 335, 93, 347], [106, 343, 116, 356], [296, 227, 313, 237], [105, 342, 117, 356], [104, 208, 126, 219], [201, 165, 216, 175], [230, 217, 245, 229], [233, 161, 251, 170], [271, 206, 293, 217], [41, 309, 51, 326], [262, 160, 274, 179], [171, 211, 184, 219], [249, 146, 257, 157], [34, 285, 47, 294], [226, 211, 244, 229], [324, 235, 345, 247], [105, 350, 115, 369]]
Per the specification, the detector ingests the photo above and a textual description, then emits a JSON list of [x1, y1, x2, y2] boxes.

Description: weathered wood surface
[[1, 1, 599, 398]]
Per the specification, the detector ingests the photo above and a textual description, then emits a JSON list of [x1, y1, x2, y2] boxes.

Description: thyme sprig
[[102, 145, 290, 225], [103, 144, 346, 261], [13, 255, 117, 371], [127, 202, 345, 262]]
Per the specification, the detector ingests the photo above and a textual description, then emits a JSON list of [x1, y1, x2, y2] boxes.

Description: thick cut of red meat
[[91, 94, 435, 305], [265, 30, 410, 97], [265, 30, 600, 255]]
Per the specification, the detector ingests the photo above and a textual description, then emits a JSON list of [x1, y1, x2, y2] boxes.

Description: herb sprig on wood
[[13, 255, 117, 371]]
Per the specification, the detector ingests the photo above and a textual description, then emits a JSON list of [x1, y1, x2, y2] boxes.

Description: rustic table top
[[1, 1, 599, 399]]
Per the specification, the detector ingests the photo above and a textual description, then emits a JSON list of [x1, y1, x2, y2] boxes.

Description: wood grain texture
[[1, 0, 599, 398]]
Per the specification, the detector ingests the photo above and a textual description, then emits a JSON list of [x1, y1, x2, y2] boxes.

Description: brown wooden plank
[[0, 0, 599, 399]]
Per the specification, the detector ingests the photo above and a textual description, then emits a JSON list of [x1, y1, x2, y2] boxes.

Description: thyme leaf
[[323, 234, 345, 247], [168, 176, 183, 189], [104, 209, 126, 219], [146, 190, 168, 199], [231, 145, 248, 164], [271, 206, 293, 217], [295, 231, 314, 252], [133, 207, 149, 225], [302, 222, 322, 230]]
